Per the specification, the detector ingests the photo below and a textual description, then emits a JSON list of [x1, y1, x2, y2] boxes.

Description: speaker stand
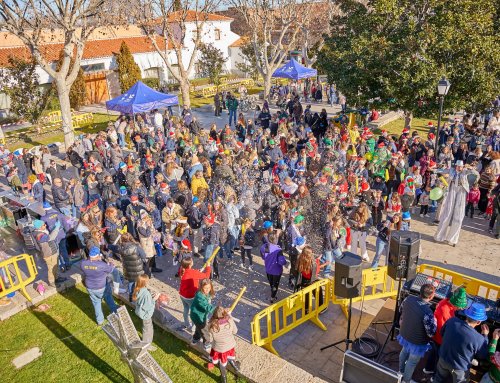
[[321, 297, 354, 352], [376, 276, 404, 362]]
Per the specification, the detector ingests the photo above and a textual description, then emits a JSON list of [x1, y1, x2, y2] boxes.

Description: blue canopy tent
[[106, 81, 179, 115], [272, 58, 317, 80]]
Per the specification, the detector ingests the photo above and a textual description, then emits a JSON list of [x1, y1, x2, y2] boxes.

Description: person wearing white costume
[[434, 160, 472, 246]]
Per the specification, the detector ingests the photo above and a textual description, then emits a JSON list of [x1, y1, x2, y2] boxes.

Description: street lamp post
[[435, 76, 451, 154]]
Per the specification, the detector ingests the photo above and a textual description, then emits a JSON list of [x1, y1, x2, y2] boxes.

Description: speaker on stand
[[321, 252, 362, 352], [376, 231, 421, 362]]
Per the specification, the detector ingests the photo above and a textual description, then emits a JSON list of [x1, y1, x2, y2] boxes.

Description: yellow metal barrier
[[331, 266, 398, 317], [0, 253, 38, 302], [251, 278, 330, 356], [418, 264, 500, 301]]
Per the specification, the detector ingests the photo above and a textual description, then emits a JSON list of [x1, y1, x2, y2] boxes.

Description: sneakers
[[240, 262, 246, 269], [248, 265, 253, 271], [203, 342, 212, 351], [419, 214, 423, 217], [425, 214, 430, 217], [362, 255, 370, 262], [191, 338, 200, 345], [423, 368, 434, 375]]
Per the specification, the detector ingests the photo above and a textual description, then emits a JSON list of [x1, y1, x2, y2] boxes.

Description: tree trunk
[[263, 73, 272, 100], [55, 79, 75, 149], [180, 80, 191, 109], [404, 111, 413, 128]]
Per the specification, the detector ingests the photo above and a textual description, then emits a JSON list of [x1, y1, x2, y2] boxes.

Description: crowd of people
[[1, 88, 499, 383]]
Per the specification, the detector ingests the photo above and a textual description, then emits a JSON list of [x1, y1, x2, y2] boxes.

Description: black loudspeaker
[[388, 231, 420, 280], [334, 252, 362, 299], [341, 350, 402, 383]]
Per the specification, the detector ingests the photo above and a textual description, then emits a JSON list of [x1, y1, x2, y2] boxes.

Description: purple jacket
[[260, 242, 286, 276]]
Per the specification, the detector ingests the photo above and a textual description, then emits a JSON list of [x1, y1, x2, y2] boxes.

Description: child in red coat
[[465, 183, 480, 218]]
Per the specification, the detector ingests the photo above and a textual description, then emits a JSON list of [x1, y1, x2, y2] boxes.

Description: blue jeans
[[371, 238, 388, 268], [399, 346, 422, 382], [180, 295, 194, 327], [59, 206, 73, 217], [58, 238, 70, 268], [322, 248, 343, 277], [434, 357, 468, 383], [118, 133, 125, 148], [222, 233, 237, 260], [87, 283, 118, 324], [204, 244, 215, 262], [228, 109, 237, 126]]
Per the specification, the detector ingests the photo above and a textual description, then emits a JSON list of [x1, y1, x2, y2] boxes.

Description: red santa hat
[[208, 137, 214, 142], [428, 133, 435, 140], [361, 181, 370, 192], [319, 176, 328, 184], [236, 141, 244, 149], [402, 128, 410, 134], [160, 182, 168, 190], [283, 192, 291, 200], [428, 121, 434, 127], [169, 130, 175, 137], [181, 239, 192, 251]]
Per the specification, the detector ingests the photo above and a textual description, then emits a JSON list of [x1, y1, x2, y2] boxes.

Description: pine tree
[[116, 41, 142, 92]]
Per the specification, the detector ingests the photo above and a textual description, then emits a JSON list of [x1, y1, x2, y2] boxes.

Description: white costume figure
[[434, 161, 471, 245]]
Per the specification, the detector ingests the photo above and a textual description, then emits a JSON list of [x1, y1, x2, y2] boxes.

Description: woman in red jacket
[[179, 257, 211, 329], [296, 246, 327, 312]]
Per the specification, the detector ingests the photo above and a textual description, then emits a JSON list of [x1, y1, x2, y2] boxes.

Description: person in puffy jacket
[[119, 233, 147, 301], [260, 233, 287, 303]]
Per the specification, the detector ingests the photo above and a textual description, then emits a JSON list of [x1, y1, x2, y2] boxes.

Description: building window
[[215, 29, 221, 40], [81, 63, 105, 73]]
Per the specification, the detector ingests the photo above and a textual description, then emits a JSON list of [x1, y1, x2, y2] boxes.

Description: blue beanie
[[43, 202, 51, 209], [33, 219, 44, 229], [295, 237, 306, 246], [119, 186, 127, 195], [402, 211, 411, 220], [89, 246, 101, 258], [278, 159, 286, 166], [262, 221, 273, 229], [192, 196, 199, 204], [119, 162, 126, 168]]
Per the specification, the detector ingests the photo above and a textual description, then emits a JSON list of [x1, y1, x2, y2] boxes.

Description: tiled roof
[[167, 10, 233, 23], [229, 37, 247, 48], [0, 35, 170, 67]]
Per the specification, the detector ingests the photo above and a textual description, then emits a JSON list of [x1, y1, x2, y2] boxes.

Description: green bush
[[142, 78, 160, 90]]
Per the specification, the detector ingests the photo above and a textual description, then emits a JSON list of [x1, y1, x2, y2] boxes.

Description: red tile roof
[[0, 35, 170, 67], [167, 10, 233, 23], [229, 37, 248, 48]]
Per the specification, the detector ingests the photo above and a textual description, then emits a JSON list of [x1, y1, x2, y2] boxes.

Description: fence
[[251, 278, 330, 355], [191, 78, 255, 98], [39, 109, 94, 130], [0, 253, 38, 302], [251, 264, 499, 356]]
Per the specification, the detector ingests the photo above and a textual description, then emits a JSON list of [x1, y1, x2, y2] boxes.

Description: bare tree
[[300, 2, 338, 67], [0, 0, 107, 148], [136, 0, 221, 108], [226, 0, 314, 98]]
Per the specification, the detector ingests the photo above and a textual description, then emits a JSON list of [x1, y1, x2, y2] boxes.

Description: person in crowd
[[260, 233, 287, 303], [190, 278, 215, 349], [423, 287, 468, 377], [397, 283, 437, 383], [133, 274, 161, 351], [434, 303, 490, 383], [80, 246, 119, 325], [206, 306, 240, 383]]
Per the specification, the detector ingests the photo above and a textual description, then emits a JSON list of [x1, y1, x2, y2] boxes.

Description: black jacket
[[120, 242, 145, 281]]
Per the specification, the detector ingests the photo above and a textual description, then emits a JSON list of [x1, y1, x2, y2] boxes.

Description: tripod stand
[[376, 276, 404, 362], [321, 297, 354, 352]]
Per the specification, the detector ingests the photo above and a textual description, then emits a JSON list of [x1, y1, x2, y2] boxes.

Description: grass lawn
[[375, 117, 438, 137], [189, 87, 263, 109], [0, 284, 244, 383], [7, 113, 118, 151]]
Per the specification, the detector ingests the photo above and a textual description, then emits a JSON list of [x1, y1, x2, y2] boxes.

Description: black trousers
[[193, 321, 207, 342], [420, 205, 429, 215], [465, 202, 475, 218], [266, 273, 281, 298], [241, 248, 253, 265]]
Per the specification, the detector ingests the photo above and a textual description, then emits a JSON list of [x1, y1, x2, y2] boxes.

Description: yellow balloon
[[365, 152, 373, 161]]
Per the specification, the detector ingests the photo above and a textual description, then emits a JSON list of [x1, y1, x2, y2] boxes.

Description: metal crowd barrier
[[0, 253, 38, 302]]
